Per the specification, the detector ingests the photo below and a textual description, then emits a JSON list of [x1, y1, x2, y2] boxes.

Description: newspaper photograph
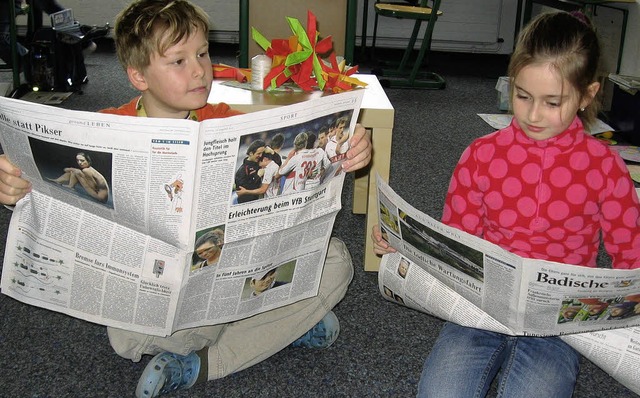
[[375, 175, 640, 394], [0, 89, 363, 337]]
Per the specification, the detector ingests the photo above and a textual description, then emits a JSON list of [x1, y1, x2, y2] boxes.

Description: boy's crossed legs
[[107, 238, 353, 397]]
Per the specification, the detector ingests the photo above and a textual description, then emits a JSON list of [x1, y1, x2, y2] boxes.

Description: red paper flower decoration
[[251, 11, 366, 92]]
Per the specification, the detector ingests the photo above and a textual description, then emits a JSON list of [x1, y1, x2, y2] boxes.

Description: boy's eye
[[198, 51, 209, 58]]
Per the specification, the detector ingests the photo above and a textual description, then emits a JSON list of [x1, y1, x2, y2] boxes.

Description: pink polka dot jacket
[[442, 116, 640, 269]]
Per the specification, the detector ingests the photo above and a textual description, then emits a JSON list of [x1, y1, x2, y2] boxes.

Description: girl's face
[[76, 155, 89, 168], [511, 62, 593, 141]]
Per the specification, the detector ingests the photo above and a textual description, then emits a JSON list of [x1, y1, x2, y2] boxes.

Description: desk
[[208, 74, 394, 271]]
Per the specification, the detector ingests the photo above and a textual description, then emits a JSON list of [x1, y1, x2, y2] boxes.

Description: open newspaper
[[0, 90, 363, 337], [375, 175, 640, 394]]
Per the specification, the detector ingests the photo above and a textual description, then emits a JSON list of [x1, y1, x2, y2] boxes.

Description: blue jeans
[[417, 323, 580, 398]]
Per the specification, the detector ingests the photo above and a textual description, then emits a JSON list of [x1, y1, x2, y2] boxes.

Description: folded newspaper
[[0, 90, 363, 337], [375, 174, 640, 394]]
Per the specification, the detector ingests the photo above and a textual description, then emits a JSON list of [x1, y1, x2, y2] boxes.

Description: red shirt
[[442, 117, 640, 269], [99, 97, 243, 120]]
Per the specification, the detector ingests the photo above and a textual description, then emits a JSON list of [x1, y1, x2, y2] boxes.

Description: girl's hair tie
[[569, 10, 590, 26]]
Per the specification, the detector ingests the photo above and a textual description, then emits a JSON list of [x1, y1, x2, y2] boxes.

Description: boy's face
[[250, 271, 277, 295], [247, 147, 265, 162], [128, 30, 213, 118], [317, 132, 328, 148]]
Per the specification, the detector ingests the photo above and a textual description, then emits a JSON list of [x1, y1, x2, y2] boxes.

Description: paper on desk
[[477, 114, 614, 135], [221, 80, 304, 93]]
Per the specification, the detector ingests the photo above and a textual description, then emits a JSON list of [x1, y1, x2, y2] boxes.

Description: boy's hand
[[342, 124, 371, 172], [372, 224, 396, 255], [0, 155, 31, 205]]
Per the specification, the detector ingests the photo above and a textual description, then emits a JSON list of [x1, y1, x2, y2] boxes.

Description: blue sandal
[[291, 311, 340, 349], [135, 351, 201, 398]]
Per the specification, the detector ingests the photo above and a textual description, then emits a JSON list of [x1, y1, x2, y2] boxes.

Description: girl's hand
[[372, 224, 396, 255]]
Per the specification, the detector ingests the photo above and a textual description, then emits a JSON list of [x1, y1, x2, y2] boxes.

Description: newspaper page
[[376, 175, 640, 394], [375, 174, 640, 336], [378, 253, 640, 395], [0, 89, 363, 336]]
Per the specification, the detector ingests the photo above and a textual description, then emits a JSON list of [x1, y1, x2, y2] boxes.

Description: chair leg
[[371, 9, 380, 60], [404, 16, 444, 88], [373, 5, 445, 89], [397, 19, 422, 73]]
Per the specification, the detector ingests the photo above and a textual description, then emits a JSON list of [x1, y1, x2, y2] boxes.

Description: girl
[[373, 10, 640, 397]]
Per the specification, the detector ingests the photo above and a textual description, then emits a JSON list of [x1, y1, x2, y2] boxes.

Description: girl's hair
[[76, 152, 92, 165], [114, 0, 210, 71], [508, 11, 601, 127]]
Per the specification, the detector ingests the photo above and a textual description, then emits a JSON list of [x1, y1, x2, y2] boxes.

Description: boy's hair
[[293, 132, 309, 150], [114, 0, 210, 71], [508, 11, 601, 127], [306, 133, 317, 149], [195, 228, 224, 248], [269, 133, 285, 150], [333, 116, 349, 128], [318, 125, 329, 137], [246, 139, 266, 155]]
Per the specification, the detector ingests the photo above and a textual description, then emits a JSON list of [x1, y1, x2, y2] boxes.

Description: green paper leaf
[[312, 55, 326, 90], [251, 27, 271, 51], [285, 50, 312, 66], [286, 16, 312, 51]]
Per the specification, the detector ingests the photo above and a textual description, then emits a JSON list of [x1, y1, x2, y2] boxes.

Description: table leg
[[357, 126, 392, 272]]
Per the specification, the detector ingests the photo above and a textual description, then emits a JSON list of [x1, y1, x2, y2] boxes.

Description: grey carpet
[[0, 41, 636, 397]]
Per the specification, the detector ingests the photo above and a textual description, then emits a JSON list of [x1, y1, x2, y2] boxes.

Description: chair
[[370, 0, 445, 89]]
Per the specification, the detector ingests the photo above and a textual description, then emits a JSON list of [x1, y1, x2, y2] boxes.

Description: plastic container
[[495, 76, 510, 111]]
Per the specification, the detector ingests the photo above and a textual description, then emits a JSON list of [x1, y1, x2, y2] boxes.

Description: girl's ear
[[581, 81, 601, 109], [127, 66, 148, 91]]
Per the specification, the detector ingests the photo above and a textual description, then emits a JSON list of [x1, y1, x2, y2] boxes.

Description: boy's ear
[[127, 66, 148, 91]]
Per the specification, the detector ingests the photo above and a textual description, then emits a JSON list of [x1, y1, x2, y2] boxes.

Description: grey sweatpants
[[107, 238, 354, 380]]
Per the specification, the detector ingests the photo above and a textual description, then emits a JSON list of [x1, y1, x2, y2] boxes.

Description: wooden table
[[208, 74, 394, 271]]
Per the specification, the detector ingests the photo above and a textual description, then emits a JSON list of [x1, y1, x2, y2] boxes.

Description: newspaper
[[375, 175, 640, 394], [0, 90, 363, 337]]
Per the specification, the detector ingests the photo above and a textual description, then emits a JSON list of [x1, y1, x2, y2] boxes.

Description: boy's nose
[[192, 61, 204, 78]]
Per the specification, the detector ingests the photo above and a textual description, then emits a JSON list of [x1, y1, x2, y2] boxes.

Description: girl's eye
[[547, 101, 560, 107], [173, 59, 184, 65], [515, 94, 530, 100], [198, 51, 209, 58]]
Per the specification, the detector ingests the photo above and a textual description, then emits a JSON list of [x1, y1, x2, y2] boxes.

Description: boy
[[0, 1, 372, 397]]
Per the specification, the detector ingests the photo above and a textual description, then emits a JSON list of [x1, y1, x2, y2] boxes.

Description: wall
[[358, 0, 518, 54], [620, 1, 640, 76], [31, 0, 517, 54], [21, 0, 640, 70]]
